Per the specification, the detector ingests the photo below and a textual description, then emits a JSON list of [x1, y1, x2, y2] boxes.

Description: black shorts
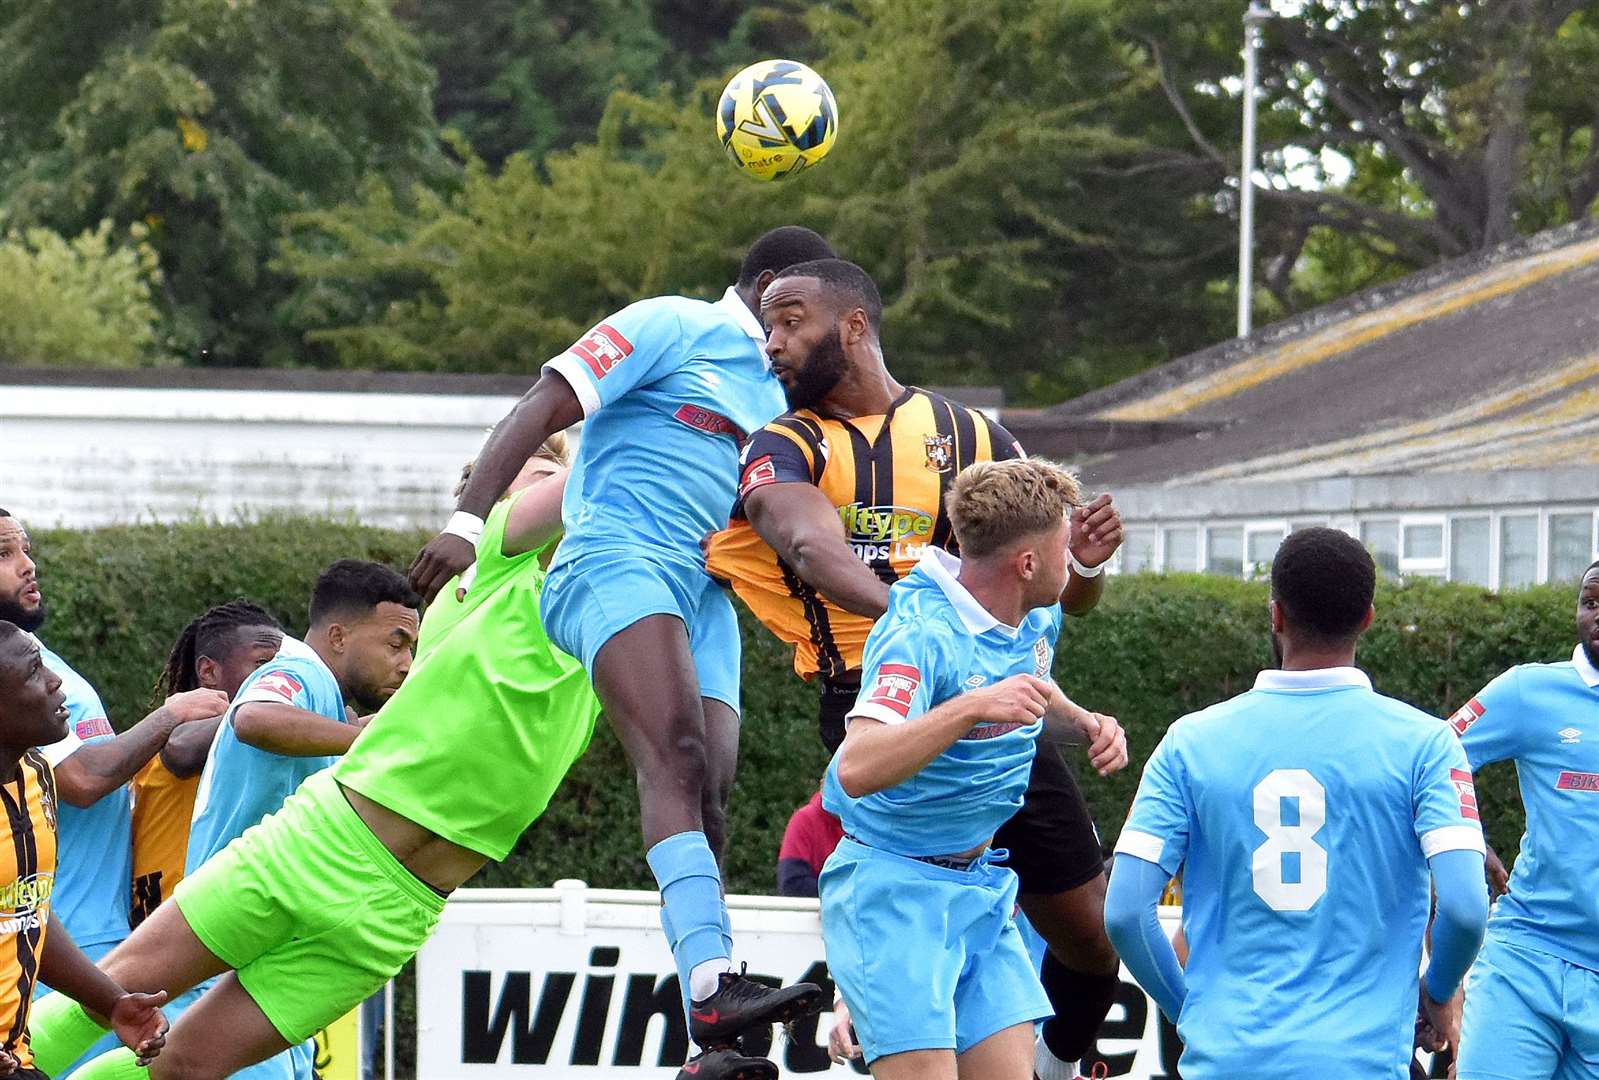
[[817, 674, 1106, 895], [994, 742, 1107, 895]]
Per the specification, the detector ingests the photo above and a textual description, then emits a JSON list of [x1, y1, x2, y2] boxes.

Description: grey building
[[1002, 220, 1599, 589]]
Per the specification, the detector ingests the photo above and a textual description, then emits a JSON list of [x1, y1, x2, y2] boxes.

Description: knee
[[149, 1045, 225, 1080], [635, 727, 709, 792], [1047, 918, 1120, 974]]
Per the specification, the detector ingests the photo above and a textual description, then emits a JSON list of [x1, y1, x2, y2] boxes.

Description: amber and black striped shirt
[[707, 387, 1022, 680], [0, 751, 57, 1070]]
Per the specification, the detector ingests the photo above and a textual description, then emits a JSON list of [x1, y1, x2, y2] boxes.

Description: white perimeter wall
[[1, 385, 525, 530]]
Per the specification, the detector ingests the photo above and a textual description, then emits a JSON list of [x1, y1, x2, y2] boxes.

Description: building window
[[1245, 526, 1286, 579], [1500, 515, 1539, 589], [1400, 520, 1446, 577], [1361, 520, 1400, 578], [1548, 512, 1595, 582], [1121, 528, 1156, 573], [1164, 526, 1199, 572], [1207, 527, 1244, 578], [1449, 516, 1491, 587]]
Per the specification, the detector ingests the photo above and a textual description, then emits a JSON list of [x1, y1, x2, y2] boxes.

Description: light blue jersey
[[823, 548, 1062, 856], [1452, 645, 1599, 972], [186, 638, 347, 873], [541, 288, 785, 574], [1116, 668, 1485, 1080], [35, 639, 132, 950]]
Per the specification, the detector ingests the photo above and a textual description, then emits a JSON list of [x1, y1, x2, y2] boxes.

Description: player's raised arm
[[410, 374, 581, 601], [500, 464, 569, 558], [49, 689, 228, 808], [1062, 492, 1123, 615]]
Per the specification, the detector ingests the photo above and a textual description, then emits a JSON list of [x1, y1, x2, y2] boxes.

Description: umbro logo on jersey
[[1559, 727, 1582, 744], [964, 674, 988, 690]]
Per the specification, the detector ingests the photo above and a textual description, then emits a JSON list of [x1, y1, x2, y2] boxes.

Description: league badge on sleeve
[[1033, 638, 1052, 678], [866, 664, 921, 719], [253, 671, 305, 704], [1448, 697, 1484, 736], [1450, 768, 1480, 820], [568, 324, 633, 380]]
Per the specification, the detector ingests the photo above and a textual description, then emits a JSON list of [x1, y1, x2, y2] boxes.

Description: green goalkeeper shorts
[[173, 768, 447, 1044]]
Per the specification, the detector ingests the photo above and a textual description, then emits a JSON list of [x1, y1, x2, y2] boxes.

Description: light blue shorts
[[819, 837, 1051, 1063], [1458, 935, 1599, 1080], [542, 549, 741, 711]]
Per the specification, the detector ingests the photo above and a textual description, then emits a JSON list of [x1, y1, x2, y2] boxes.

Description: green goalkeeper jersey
[[334, 491, 599, 861]]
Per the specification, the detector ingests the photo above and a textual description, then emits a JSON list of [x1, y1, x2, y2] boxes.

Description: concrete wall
[[2, 383, 523, 530]]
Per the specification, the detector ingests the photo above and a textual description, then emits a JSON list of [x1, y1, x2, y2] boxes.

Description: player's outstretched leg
[[592, 614, 822, 1055]]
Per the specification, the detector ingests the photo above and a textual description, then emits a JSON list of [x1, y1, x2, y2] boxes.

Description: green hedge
[[31, 520, 1577, 888]]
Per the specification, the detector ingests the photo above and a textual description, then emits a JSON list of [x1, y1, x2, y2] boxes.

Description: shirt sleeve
[[540, 299, 686, 417], [39, 728, 83, 768], [847, 619, 948, 728], [234, 663, 314, 711], [1449, 667, 1524, 770], [1413, 724, 1488, 858], [1113, 728, 1193, 876], [984, 416, 1026, 461], [735, 426, 818, 503]]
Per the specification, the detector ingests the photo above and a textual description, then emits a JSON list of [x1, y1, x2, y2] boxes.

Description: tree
[[0, 0, 445, 366], [280, 0, 1240, 400], [0, 220, 173, 368], [1123, 0, 1599, 309]]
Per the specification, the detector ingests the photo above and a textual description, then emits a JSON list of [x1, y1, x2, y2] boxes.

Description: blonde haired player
[[820, 458, 1128, 1080]]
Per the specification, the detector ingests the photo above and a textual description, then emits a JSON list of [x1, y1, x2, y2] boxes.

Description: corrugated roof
[[1026, 220, 1599, 490]]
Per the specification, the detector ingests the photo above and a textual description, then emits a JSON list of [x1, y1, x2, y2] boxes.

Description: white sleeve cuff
[[845, 703, 912, 728], [39, 731, 82, 768], [542, 355, 602, 417], [1420, 824, 1486, 858], [1114, 828, 1167, 864]]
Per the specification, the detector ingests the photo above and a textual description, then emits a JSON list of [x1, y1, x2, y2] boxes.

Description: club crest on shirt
[[1033, 638, 1052, 678], [923, 434, 954, 473]]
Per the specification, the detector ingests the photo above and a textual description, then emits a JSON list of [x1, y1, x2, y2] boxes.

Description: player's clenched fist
[[162, 687, 229, 723], [409, 533, 476, 603], [1079, 711, 1128, 776], [966, 674, 1053, 726]]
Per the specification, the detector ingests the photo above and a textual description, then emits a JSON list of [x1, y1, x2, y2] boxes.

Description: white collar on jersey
[[918, 547, 1020, 638], [1571, 644, 1599, 688], [1253, 667, 1372, 692], [716, 285, 767, 345]]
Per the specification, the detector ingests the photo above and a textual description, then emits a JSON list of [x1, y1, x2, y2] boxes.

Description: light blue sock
[[646, 831, 731, 1016], [719, 906, 733, 958]]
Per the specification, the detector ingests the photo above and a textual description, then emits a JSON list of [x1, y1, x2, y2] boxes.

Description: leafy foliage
[[0, 0, 445, 366], [0, 220, 173, 367]]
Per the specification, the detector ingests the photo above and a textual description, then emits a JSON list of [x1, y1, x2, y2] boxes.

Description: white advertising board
[[417, 882, 1196, 1078]]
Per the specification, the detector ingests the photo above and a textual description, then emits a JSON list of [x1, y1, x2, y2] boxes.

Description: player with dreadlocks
[[130, 602, 284, 927]]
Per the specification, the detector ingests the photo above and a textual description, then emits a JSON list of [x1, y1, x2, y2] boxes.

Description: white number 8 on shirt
[[1251, 768, 1328, 911]]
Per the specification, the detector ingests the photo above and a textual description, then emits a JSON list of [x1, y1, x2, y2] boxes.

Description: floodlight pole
[[1238, 1, 1271, 338]]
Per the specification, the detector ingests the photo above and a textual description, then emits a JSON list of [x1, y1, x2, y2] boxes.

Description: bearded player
[[28, 445, 602, 1080], [706, 259, 1126, 1078], [409, 226, 838, 1079]]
